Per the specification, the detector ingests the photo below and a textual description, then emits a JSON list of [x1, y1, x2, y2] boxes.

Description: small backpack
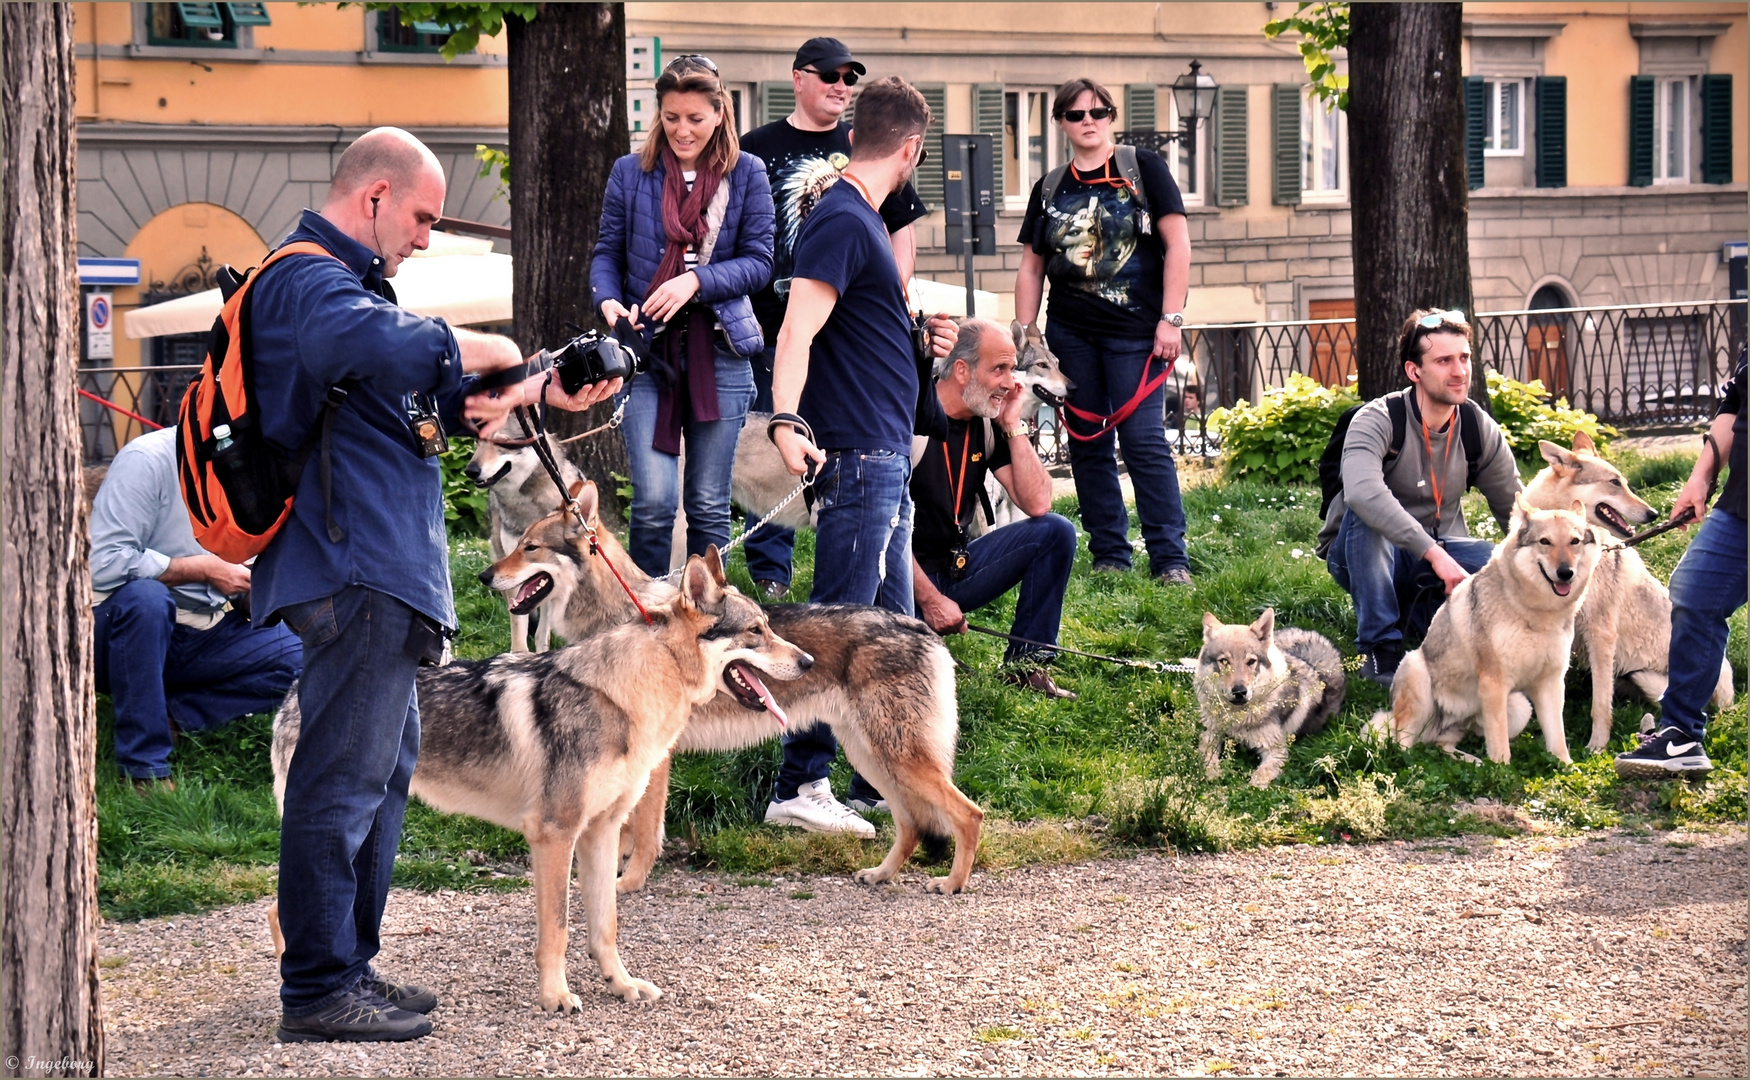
[[1317, 393, 1484, 520], [175, 241, 354, 563]]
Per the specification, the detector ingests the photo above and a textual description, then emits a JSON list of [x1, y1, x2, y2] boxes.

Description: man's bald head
[[326, 127, 443, 204], [320, 128, 447, 276], [944, 317, 1013, 374]]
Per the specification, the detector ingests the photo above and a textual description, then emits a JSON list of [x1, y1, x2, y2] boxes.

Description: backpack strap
[[1114, 143, 1149, 215], [976, 417, 997, 526], [1458, 400, 1485, 492], [1384, 393, 1409, 463], [1031, 162, 1072, 255]]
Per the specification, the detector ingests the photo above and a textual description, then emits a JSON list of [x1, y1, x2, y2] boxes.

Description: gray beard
[[962, 381, 1003, 420]]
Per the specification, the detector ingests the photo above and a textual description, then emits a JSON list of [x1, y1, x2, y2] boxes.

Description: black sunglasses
[[801, 66, 860, 87], [665, 53, 718, 74], [1059, 106, 1115, 123]]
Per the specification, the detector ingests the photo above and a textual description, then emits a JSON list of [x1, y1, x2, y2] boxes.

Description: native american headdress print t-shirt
[[740, 118, 927, 340], [1018, 148, 1185, 339]]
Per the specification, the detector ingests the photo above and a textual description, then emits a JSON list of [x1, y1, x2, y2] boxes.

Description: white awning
[[909, 277, 998, 318], [124, 238, 512, 339]]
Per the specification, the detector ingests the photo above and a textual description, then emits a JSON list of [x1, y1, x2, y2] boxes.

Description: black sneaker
[[276, 987, 433, 1043], [360, 971, 439, 1014], [1358, 643, 1404, 689], [1614, 726, 1713, 780]]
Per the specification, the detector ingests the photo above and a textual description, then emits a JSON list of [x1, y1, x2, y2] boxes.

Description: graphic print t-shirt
[[741, 118, 928, 341], [1017, 148, 1186, 339]]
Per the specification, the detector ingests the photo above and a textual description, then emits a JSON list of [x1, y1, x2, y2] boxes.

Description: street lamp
[[1169, 59, 1220, 155]]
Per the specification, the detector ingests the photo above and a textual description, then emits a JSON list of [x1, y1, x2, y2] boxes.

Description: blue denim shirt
[[250, 210, 471, 629]]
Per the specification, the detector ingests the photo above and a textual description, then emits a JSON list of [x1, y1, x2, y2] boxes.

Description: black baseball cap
[[793, 37, 866, 76]]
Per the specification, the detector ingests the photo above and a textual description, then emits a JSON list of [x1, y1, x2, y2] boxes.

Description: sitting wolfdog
[[1372, 496, 1602, 764], [1195, 609, 1346, 787]]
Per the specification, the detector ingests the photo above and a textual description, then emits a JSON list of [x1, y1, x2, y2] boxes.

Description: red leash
[[1060, 361, 1171, 441], [588, 531, 654, 626], [78, 387, 164, 431]]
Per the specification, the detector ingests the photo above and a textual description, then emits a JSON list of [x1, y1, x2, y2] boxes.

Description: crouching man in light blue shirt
[[90, 425, 302, 789]]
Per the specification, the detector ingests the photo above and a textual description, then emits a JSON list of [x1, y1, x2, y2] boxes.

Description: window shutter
[[1213, 85, 1248, 207], [223, 2, 271, 26], [913, 84, 947, 209], [1534, 76, 1567, 188], [975, 83, 1005, 199], [1272, 84, 1301, 204], [175, 3, 225, 29], [1464, 76, 1486, 190], [1125, 84, 1157, 134], [1628, 75, 1655, 187], [761, 81, 795, 126], [1701, 74, 1733, 184]]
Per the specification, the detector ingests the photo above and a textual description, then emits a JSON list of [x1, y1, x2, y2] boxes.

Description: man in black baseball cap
[[792, 36, 866, 76]]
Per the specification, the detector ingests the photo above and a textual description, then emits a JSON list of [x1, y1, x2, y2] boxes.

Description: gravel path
[[101, 827, 1745, 1078]]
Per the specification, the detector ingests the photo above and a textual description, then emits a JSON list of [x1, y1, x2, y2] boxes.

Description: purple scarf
[[645, 146, 724, 455]]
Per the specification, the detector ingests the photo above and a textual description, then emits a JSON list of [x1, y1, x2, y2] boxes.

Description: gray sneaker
[[277, 986, 432, 1043], [360, 970, 438, 1014]]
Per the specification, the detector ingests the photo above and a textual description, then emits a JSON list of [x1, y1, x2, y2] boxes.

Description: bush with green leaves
[[1485, 371, 1619, 466], [1207, 373, 1360, 485], [439, 437, 489, 537]]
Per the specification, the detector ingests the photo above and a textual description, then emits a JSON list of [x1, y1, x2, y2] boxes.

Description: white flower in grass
[[1290, 548, 1305, 559], [1211, 514, 1222, 523]]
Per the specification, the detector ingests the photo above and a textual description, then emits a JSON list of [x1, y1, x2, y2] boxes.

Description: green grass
[[95, 450, 1747, 920]]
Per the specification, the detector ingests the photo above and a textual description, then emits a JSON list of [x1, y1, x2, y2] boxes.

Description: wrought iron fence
[[79, 364, 198, 463], [1031, 299, 1745, 464]]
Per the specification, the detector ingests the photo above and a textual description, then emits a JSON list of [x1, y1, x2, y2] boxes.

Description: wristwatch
[[1159, 312, 1184, 327], [1004, 426, 1030, 441]]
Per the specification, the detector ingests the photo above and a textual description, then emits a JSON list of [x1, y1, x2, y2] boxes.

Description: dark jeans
[[93, 578, 302, 780], [742, 345, 796, 587], [1325, 510, 1495, 651], [1046, 323, 1188, 575], [920, 513, 1078, 665], [276, 586, 422, 1015], [775, 448, 913, 805], [1661, 509, 1746, 741]]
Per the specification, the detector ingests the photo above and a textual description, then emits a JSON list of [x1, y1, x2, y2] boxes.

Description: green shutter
[[975, 83, 1005, 199], [1534, 76, 1566, 188], [1125, 84, 1157, 134], [913, 84, 947, 210], [223, 2, 271, 26], [761, 81, 795, 126], [1213, 85, 1248, 207], [1702, 73, 1733, 184], [1628, 75, 1655, 187], [175, 3, 225, 29], [1272, 84, 1301, 204], [1464, 76, 1486, 191]]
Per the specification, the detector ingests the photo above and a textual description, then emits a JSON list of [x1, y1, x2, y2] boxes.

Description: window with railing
[[145, 2, 268, 49]]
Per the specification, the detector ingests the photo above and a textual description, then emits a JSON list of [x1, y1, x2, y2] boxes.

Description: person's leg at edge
[[934, 513, 1078, 666], [161, 612, 302, 734], [1105, 336, 1187, 576], [1660, 510, 1747, 742], [277, 586, 422, 1015], [743, 345, 796, 590], [1047, 323, 1131, 569], [617, 377, 682, 578], [850, 459, 914, 805], [94, 578, 179, 781], [679, 352, 755, 560]]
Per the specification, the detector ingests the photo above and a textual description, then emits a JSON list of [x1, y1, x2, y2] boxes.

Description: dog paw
[[1584, 738, 1611, 756], [615, 873, 649, 895], [606, 977, 662, 1002], [852, 868, 893, 886], [923, 876, 963, 895], [538, 988, 583, 1014]]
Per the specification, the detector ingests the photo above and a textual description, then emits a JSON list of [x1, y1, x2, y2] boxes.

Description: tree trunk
[[508, 3, 631, 523], [2, 4, 106, 1075], [1347, 2, 1485, 407]]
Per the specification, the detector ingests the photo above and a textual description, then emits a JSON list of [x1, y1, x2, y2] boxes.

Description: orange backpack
[[175, 241, 354, 563]]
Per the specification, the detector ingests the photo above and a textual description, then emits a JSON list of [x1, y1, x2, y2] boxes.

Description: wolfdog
[[1522, 433, 1735, 752], [485, 480, 986, 895], [1196, 609, 1346, 787], [464, 431, 581, 651], [270, 550, 811, 1011], [1371, 496, 1602, 764]]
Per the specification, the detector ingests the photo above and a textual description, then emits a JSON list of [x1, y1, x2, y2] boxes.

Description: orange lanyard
[[1421, 408, 1457, 532], [942, 427, 972, 527], [842, 172, 877, 209]]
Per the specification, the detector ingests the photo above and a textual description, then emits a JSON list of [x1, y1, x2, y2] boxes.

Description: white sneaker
[[765, 778, 877, 837]]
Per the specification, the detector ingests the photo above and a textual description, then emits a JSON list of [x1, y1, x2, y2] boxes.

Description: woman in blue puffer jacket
[[591, 55, 775, 576]]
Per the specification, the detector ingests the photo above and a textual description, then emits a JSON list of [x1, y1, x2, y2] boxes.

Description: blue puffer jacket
[[590, 151, 774, 358]]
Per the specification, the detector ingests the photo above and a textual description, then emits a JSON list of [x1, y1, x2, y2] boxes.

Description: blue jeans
[[1661, 509, 1746, 741], [93, 578, 302, 780], [1046, 324, 1188, 575], [276, 586, 422, 1014], [1325, 510, 1495, 651], [775, 449, 914, 804], [619, 349, 756, 578], [921, 513, 1078, 665], [742, 345, 797, 587]]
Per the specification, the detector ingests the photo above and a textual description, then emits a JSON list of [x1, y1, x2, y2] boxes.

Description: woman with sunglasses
[[591, 56, 776, 576], [1015, 78, 1195, 586]]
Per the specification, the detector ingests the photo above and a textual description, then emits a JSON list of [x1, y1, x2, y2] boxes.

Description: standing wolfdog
[[271, 551, 812, 1012], [1195, 609, 1346, 787], [482, 480, 986, 896], [1372, 497, 1602, 764], [1522, 433, 1735, 751]]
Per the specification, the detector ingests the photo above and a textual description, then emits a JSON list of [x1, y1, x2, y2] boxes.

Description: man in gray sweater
[[1317, 309, 1521, 687]]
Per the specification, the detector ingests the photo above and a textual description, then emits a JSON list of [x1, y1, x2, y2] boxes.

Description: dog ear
[[1011, 320, 1027, 351], [702, 544, 728, 586], [1570, 499, 1585, 517], [1538, 440, 1577, 470], [573, 480, 599, 525], [1201, 612, 1219, 640], [1570, 430, 1596, 455], [680, 554, 722, 611], [1250, 607, 1275, 642]]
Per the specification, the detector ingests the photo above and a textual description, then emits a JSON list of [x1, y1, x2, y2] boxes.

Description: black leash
[[962, 623, 1195, 674]]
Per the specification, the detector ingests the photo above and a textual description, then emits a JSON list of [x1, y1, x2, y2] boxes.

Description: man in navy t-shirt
[[765, 76, 934, 834]]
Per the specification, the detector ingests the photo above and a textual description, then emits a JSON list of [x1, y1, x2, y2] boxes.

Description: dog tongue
[[736, 664, 787, 728], [513, 575, 546, 607], [1553, 581, 1572, 596]]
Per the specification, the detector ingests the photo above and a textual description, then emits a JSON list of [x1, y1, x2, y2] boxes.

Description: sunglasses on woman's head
[[803, 67, 859, 86], [1060, 106, 1115, 122], [666, 54, 718, 74], [1417, 309, 1466, 328]]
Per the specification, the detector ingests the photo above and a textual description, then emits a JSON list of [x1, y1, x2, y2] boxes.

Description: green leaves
[[1208, 373, 1360, 485], [475, 144, 511, 195], [440, 437, 490, 537], [1484, 371, 1620, 466], [1264, 2, 1351, 111]]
